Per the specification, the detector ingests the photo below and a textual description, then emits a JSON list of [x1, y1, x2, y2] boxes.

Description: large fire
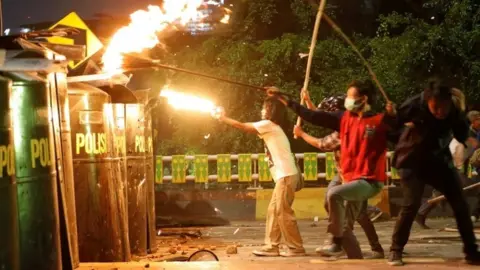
[[102, 1, 230, 73], [160, 88, 216, 113]]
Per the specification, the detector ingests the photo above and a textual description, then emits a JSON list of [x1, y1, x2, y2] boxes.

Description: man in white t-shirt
[[212, 97, 305, 257]]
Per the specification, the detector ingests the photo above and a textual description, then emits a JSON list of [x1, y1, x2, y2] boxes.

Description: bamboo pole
[[295, 0, 328, 138]]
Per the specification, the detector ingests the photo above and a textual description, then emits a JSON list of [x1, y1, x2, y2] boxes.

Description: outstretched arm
[[214, 108, 258, 134], [271, 91, 342, 131]]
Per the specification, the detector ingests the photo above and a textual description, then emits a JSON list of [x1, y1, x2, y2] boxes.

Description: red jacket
[[287, 100, 390, 183], [339, 111, 387, 183]]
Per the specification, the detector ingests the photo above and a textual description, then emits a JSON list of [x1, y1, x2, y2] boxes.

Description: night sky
[[3, 0, 162, 28]]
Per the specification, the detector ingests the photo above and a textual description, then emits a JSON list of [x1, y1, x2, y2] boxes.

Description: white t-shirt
[[449, 138, 466, 170], [253, 120, 298, 181]]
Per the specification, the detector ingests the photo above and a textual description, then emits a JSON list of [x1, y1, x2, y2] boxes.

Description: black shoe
[[315, 243, 344, 257], [465, 251, 480, 265], [316, 237, 344, 257], [387, 251, 404, 266], [415, 215, 430, 230]]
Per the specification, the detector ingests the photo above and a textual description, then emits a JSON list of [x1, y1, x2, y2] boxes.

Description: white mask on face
[[344, 97, 363, 112]]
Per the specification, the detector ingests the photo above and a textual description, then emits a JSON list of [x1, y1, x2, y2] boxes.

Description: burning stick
[[123, 54, 295, 98]]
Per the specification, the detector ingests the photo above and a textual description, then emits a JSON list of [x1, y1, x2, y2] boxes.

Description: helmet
[[317, 95, 346, 112]]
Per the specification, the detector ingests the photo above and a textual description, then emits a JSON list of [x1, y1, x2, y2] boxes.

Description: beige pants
[[264, 173, 304, 250]]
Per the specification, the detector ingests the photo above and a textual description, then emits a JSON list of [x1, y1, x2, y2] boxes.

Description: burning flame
[[160, 89, 216, 113], [102, 0, 231, 73], [102, 1, 205, 73], [220, 14, 230, 24]]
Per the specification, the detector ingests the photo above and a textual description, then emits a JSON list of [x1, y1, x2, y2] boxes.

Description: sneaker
[[415, 215, 431, 230], [280, 248, 306, 257], [387, 251, 404, 266], [315, 243, 344, 257], [252, 246, 280, 257], [366, 250, 385, 259], [465, 251, 480, 265]]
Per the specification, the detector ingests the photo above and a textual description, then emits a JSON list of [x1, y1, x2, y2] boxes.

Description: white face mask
[[344, 97, 363, 112]]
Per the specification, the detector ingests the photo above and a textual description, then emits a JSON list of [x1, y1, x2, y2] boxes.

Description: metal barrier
[[156, 152, 478, 186]]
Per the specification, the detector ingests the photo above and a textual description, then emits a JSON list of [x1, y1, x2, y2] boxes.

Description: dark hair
[[347, 79, 376, 104], [317, 95, 346, 112], [263, 97, 289, 134], [424, 78, 452, 101]]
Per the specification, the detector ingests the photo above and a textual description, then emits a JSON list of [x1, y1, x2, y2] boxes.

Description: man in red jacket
[[270, 80, 395, 257]]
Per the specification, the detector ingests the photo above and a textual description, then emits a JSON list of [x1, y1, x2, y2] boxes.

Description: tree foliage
[[154, 0, 480, 155]]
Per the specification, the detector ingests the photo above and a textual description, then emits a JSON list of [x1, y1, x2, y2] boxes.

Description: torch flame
[[102, 0, 206, 73], [160, 89, 216, 113], [220, 14, 230, 24]]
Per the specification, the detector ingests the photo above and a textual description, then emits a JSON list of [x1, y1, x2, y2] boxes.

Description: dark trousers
[[390, 162, 478, 255], [418, 172, 468, 217]]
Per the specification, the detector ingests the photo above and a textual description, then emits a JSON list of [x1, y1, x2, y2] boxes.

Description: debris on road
[[226, 245, 238, 254]]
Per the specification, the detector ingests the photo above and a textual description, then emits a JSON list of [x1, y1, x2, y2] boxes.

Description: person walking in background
[[212, 96, 306, 257]]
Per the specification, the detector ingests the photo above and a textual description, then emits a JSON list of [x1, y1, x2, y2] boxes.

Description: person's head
[[317, 95, 346, 112], [424, 78, 454, 119], [262, 96, 289, 131], [468, 111, 480, 130], [344, 80, 375, 113]]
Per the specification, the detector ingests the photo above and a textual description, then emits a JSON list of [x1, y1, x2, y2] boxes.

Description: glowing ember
[[160, 89, 216, 113], [220, 14, 230, 24], [102, 1, 231, 73]]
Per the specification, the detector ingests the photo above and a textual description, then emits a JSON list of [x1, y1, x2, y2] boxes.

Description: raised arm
[[213, 108, 258, 134], [302, 89, 316, 110]]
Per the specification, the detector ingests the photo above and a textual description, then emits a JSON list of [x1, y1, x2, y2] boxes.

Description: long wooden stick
[[122, 54, 297, 97], [427, 182, 480, 204], [322, 14, 389, 102], [295, 0, 328, 138]]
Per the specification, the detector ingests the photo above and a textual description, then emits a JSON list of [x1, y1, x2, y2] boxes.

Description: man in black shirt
[[388, 80, 480, 266]]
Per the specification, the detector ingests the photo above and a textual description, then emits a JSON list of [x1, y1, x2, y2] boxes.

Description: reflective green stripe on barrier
[[304, 153, 318, 181], [325, 152, 335, 181], [217, 154, 231, 183], [238, 154, 252, 182], [155, 155, 163, 184], [194, 155, 208, 183], [172, 155, 186, 183], [258, 153, 271, 182]]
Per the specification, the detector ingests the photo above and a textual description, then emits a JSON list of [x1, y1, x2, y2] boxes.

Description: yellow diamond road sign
[[47, 12, 103, 69]]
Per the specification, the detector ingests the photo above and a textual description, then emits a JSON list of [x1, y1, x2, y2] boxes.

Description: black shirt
[[393, 93, 469, 169]]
